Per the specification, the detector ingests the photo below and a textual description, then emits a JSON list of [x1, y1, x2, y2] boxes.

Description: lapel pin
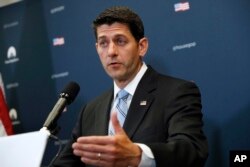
[[140, 100, 147, 106]]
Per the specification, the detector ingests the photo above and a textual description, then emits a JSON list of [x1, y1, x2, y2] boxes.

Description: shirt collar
[[113, 62, 148, 99]]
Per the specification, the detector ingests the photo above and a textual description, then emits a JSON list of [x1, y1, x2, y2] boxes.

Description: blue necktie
[[109, 89, 129, 135]]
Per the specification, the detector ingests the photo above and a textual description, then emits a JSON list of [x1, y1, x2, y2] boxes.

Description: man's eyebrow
[[97, 34, 127, 41], [97, 36, 106, 40], [114, 34, 127, 38]]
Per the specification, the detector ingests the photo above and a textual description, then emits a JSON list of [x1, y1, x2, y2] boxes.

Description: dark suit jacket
[[52, 66, 208, 167]]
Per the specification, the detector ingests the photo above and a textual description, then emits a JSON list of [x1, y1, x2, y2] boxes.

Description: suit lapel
[[123, 91, 154, 138], [94, 90, 113, 135], [123, 66, 157, 138]]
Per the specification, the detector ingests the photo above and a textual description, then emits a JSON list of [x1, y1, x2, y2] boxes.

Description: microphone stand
[[40, 126, 63, 167]]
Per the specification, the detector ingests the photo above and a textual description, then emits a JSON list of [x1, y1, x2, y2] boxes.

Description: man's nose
[[107, 42, 117, 57]]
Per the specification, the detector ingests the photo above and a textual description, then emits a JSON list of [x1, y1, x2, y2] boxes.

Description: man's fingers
[[76, 136, 112, 144]]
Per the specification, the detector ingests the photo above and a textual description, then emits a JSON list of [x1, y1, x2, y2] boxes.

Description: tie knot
[[117, 89, 129, 100]]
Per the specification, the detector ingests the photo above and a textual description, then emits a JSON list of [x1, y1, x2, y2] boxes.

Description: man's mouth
[[108, 62, 121, 67]]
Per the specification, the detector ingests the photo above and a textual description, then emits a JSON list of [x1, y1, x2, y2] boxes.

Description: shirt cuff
[[136, 143, 156, 167]]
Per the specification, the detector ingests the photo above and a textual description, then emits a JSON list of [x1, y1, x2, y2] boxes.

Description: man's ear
[[95, 42, 98, 50], [138, 37, 149, 58]]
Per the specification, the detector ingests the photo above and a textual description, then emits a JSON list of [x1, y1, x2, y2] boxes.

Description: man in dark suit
[[52, 6, 208, 167]]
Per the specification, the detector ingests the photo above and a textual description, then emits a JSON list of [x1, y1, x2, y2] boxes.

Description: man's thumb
[[111, 111, 125, 135]]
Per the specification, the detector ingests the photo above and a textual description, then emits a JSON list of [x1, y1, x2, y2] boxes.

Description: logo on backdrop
[[174, 2, 190, 12], [53, 37, 65, 46], [172, 42, 197, 52], [5, 46, 19, 64], [3, 21, 19, 29], [6, 82, 19, 89], [50, 5, 65, 14], [9, 108, 20, 125], [51, 71, 69, 79]]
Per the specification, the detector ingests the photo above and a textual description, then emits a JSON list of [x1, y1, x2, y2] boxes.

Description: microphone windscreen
[[61, 81, 80, 104]]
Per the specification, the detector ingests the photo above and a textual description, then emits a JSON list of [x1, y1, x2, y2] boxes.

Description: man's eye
[[98, 40, 108, 47], [116, 38, 127, 46]]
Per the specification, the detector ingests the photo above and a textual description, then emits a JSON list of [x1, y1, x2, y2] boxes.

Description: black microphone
[[42, 81, 80, 133]]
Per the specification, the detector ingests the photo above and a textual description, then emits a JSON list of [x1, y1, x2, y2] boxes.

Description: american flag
[[0, 73, 13, 136], [53, 37, 65, 46], [174, 2, 190, 12]]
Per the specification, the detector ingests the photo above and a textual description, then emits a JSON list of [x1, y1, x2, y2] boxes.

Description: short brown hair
[[92, 6, 144, 42]]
